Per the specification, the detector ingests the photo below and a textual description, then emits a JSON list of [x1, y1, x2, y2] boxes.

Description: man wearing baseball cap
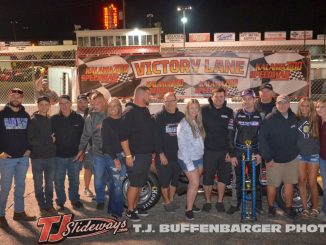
[[227, 89, 264, 215], [37, 78, 59, 105], [259, 94, 299, 218], [256, 83, 275, 115], [0, 88, 36, 228]]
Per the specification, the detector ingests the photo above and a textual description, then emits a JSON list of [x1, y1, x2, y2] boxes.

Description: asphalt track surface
[[0, 166, 326, 245]]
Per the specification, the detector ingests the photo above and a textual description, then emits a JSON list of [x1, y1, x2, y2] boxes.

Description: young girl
[[316, 98, 326, 219], [177, 99, 205, 220], [296, 97, 320, 217]]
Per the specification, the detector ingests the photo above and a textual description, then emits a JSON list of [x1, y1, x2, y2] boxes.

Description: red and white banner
[[264, 32, 286, 41], [239, 32, 261, 41], [189, 33, 210, 42], [290, 30, 313, 40]]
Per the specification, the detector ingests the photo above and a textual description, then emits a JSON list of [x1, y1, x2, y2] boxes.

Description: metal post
[[241, 154, 246, 221], [123, 0, 126, 29], [183, 10, 186, 51], [251, 157, 257, 221]]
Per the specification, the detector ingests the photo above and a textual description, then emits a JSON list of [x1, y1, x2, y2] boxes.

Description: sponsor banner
[[38, 40, 59, 46], [290, 30, 313, 40], [239, 32, 261, 41], [78, 51, 309, 100], [214, 33, 236, 42], [9, 41, 31, 46], [264, 31, 286, 41], [165, 34, 184, 43], [189, 33, 210, 42], [317, 34, 326, 40]]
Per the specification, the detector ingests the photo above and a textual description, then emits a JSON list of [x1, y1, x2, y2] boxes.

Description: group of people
[[0, 83, 325, 227]]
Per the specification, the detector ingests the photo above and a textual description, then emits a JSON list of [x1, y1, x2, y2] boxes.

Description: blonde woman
[[177, 99, 205, 220], [316, 98, 326, 220], [296, 97, 320, 217]]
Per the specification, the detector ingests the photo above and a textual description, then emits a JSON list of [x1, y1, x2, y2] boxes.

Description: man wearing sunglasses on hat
[[0, 88, 36, 229]]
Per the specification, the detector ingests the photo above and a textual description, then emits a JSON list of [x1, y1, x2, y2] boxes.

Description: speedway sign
[[78, 51, 309, 99], [214, 33, 236, 42], [264, 31, 286, 41], [239, 32, 261, 41], [290, 30, 313, 40], [165, 34, 184, 43]]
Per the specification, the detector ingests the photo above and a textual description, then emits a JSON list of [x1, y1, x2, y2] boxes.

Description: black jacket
[[202, 98, 234, 152], [101, 117, 123, 159], [120, 103, 154, 154], [259, 108, 299, 163], [0, 104, 30, 158], [51, 111, 84, 158], [255, 99, 276, 115], [154, 107, 184, 161], [28, 113, 56, 159], [231, 108, 264, 155]]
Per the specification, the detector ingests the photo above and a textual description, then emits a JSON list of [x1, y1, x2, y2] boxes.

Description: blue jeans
[[54, 157, 81, 205], [0, 157, 29, 216], [93, 155, 111, 204], [31, 158, 56, 210], [320, 158, 326, 214], [105, 154, 127, 217]]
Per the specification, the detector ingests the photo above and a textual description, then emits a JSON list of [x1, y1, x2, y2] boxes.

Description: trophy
[[241, 140, 257, 222]]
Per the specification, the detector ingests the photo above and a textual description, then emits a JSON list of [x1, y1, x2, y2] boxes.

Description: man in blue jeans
[[51, 95, 84, 211], [28, 96, 57, 216], [0, 88, 36, 229]]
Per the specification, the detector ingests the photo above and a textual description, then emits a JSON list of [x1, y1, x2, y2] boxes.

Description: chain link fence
[[0, 51, 76, 104]]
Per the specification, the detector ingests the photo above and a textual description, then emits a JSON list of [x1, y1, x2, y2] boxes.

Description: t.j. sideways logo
[[37, 214, 128, 243]]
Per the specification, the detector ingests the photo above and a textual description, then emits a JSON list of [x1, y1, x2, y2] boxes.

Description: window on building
[[78, 37, 83, 46], [121, 36, 127, 46], [95, 36, 102, 46], [154, 34, 158, 45], [83, 37, 90, 47], [90, 37, 96, 46], [103, 36, 109, 46], [134, 35, 139, 45], [128, 36, 133, 46], [147, 35, 152, 45], [108, 36, 114, 46], [141, 35, 146, 45], [116, 36, 121, 46]]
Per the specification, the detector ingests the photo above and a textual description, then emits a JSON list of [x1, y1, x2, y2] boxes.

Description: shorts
[[156, 158, 181, 188], [298, 154, 320, 164], [83, 152, 94, 170], [127, 153, 152, 188], [178, 158, 203, 172], [203, 149, 231, 185], [266, 158, 299, 187]]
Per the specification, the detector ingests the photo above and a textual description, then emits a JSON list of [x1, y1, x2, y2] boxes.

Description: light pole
[[177, 6, 192, 51], [146, 13, 154, 28], [10, 20, 18, 41]]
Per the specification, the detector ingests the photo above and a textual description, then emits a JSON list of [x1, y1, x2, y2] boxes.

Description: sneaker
[[56, 204, 65, 212], [268, 206, 276, 216], [202, 203, 212, 212], [227, 205, 239, 215], [185, 210, 194, 220], [0, 216, 9, 228], [84, 188, 94, 197], [135, 209, 149, 217], [215, 202, 225, 212], [163, 203, 176, 213], [276, 208, 285, 216], [285, 207, 297, 219], [71, 201, 84, 209], [126, 210, 141, 222], [192, 204, 201, 213], [13, 212, 37, 222], [96, 203, 105, 210]]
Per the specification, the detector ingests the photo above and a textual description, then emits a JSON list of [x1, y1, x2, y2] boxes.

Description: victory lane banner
[[78, 51, 309, 100]]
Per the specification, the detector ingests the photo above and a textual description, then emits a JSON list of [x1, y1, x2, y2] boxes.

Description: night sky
[[0, 0, 325, 41]]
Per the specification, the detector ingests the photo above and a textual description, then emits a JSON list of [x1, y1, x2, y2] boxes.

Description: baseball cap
[[59, 95, 71, 101], [276, 94, 290, 103], [77, 94, 88, 101], [37, 96, 50, 104], [42, 78, 48, 84], [241, 89, 256, 97], [260, 83, 273, 91], [10, 88, 24, 95]]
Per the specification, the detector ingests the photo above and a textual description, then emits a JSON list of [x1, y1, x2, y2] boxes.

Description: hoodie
[[154, 107, 184, 161], [259, 107, 299, 163], [28, 113, 56, 159], [201, 98, 234, 152], [0, 104, 30, 158], [120, 102, 154, 154]]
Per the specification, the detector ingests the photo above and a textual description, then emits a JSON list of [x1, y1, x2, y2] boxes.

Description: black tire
[[123, 171, 161, 211], [275, 183, 312, 214]]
